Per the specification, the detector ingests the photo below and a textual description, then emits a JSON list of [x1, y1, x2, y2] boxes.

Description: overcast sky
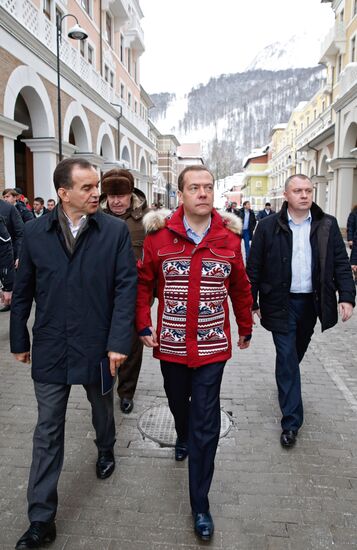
[[139, 0, 334, 95]]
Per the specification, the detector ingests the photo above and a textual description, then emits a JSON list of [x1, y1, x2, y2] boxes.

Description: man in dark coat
[[100, 168, 150, 414], [0, 214, 14, 307], [256, 202, 274, 220], [347, 204, 357, 249], [10, 158, 137, 550], [0, 197, 23, 265], [2, 188, 34, 223], [247, 174, 355, 450], [237, 200, 256, 261]]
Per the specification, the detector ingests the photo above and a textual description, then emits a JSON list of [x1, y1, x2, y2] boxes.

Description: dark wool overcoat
[[10, 207, 137, 384], [247, 201, 355, 333]]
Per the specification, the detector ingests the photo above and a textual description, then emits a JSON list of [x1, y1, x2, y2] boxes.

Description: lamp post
[[56, 14, 88, 161], [167, 150, 171, 209], [111, 103, 123, 161]]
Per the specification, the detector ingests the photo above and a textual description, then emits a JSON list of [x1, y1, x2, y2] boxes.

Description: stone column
[[0, 115, 28, 186], [21, 138, 59, 199], [329, 158, 356, 229], [312, 175, 328, 211]]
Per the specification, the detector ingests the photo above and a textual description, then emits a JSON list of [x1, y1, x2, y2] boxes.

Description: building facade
[[0, 0, 156, 203]]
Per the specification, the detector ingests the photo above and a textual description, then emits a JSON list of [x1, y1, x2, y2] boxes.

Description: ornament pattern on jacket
[[160, 258, 231, 356]]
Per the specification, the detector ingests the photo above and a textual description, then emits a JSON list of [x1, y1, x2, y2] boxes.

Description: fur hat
[[101, 169, 134, 195]]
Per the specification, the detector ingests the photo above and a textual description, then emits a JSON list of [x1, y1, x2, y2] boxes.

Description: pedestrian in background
[[247, 174, 355, 450], [257, 201, 274, 220], [2, 188, 33, 223], [32, 197, 47, 218], [237, 200, 256, 260], [136, 165, 252, 541], [0, 213, 14, 308], [47, 198, 56, 211], [347, 204, 357, 250], [100, 168, 150, 414], [10, 158, 137, 550], [0, 195, 23, 269]]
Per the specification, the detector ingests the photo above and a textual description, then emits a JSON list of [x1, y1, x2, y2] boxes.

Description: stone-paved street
[[1, 301, 357, 550]]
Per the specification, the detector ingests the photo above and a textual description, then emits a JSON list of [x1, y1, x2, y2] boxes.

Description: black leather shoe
[[175, 439, 188, 461], [96, 449, 115, 479], [120, 398, 134, 414], [15, 521, 56, 549], [280, 430, 297, 448], [193, 511, 214, 541]]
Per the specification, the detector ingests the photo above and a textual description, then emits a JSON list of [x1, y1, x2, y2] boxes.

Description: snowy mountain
[[150, 36, 326, 178], [246, 34, 324, 72]]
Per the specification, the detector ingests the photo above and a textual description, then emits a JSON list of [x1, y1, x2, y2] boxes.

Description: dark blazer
[[257, 208, 274, 220], [16, 200, 34, 223], [237, 207, 256, 239], [347, 209, 357, 241], [0, 199, 24, 259], [246, 202, 356, 333], [0, 215, 14, 291], [351, 234, 357, 265], [10, 207, 137, 385]]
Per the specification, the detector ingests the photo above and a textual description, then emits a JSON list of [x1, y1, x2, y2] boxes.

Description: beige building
[[0, 0, 157, 203], [269, 0, 357, 229]]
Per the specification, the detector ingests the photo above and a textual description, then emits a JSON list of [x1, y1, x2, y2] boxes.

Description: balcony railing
[[0, 0, 149, 138], [338, 62, 357, 99], [295, 105, 333, 150], [320, 20, 346, 63]]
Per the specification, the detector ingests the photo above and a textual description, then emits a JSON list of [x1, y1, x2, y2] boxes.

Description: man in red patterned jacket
[[136, 165, 253, 541]]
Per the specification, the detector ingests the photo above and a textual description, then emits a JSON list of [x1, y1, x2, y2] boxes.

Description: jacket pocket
[[158, 244, 185, 256], [209, 248, 236, 259]]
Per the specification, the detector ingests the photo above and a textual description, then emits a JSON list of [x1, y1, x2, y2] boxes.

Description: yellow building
[[241, 147, 270, 210]]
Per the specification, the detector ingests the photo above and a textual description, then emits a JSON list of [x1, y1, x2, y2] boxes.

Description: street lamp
[[56, 14, 88, 160], [166, 150, 176, 209], [111, 103, 123, 161]]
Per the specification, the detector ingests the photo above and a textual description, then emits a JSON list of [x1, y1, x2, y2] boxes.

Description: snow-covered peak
[[246, 34, 323, 72]]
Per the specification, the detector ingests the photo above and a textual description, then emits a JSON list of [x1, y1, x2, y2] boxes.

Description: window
[[322, 100, 325, 111], [127, 49, 131, 74], [80, 40, 85, 57], [314, 109, 317, 120], [134, 100, 138, 113], [43, 0, 51, 19], [255, 180, 262, 188], [81, 0, 90, 16], [338, 54, 342, 75], [106, 13, 112, 47], [128, 92, 132, 107], [352, 36, 356, 62], [121, 84, 125, 99], [306, 116, 309, 126], [340, 9, 344, 22], [134, 61, 137, 83], [354, 0, 357, 17], [110, 71, 114, 88], [88, 44, 94, 65], [104, 64, 109, 82], [120, 34, 124, 63]]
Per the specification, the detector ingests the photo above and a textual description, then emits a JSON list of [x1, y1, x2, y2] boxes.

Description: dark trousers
[[272, 293, 317, 432], [117, 330, 144, 400], [27, 382, 115, 523], [160, 360, 225, 513], [242, 229, 251, 260]]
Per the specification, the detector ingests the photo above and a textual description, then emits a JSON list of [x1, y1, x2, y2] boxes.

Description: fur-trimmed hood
[[143, 207, 242, 235]]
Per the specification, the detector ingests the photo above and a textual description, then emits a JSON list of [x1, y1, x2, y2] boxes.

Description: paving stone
[[2, 305, 357, 548]]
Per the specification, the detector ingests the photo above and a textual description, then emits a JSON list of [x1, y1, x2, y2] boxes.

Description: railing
[[295, 105, 333, 149], [338, 62, 357, 98], [0, 0, 150, 138]]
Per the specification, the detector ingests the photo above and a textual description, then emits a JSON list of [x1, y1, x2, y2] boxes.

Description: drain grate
[[137, 404, 232, 447]]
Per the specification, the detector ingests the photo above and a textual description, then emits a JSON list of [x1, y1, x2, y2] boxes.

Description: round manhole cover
[[138, 404, 232, 446]]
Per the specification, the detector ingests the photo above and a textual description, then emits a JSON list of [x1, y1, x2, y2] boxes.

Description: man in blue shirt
[[238, 200, 256, 261], [247, 174, 355, 449]]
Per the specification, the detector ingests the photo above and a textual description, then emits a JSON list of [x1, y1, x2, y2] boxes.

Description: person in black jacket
[[0, 215, 14, 308], [0, 197, 23, 267], [247, 174, 355, 449], [10, 158, 137, 550], [347, 204, 357, 249], [257, 202, 274, 220], [237, 200, 256, 260], [2, 188, 33, 223]]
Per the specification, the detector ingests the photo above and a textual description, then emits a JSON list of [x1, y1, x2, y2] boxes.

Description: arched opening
[[122, 146, 130, 166], [14, 94, 34, 203], [68, 116, 89, 152]]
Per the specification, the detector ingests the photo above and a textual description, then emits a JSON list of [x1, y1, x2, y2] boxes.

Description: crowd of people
[[0, 161, 356, 548]]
